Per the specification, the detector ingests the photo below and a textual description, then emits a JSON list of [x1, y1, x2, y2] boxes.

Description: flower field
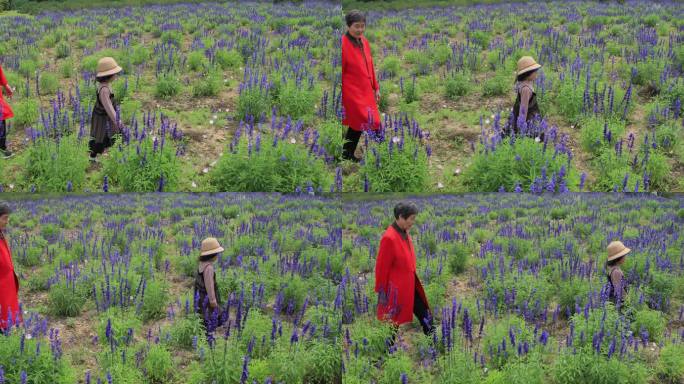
[[0, 0, 683, 192], [341, 193, 684, 383], [1, 192, 683, 383], [0, 193, 343, 383]]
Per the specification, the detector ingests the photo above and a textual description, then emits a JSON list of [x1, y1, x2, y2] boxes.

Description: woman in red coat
[[0, 202, 21, 333], [341, 10, 381, 162], [375, 202, 434, 336], [0, 63, 15, 158]]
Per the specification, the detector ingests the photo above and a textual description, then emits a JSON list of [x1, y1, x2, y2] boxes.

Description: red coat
[[0, 65, 13, 121], [341, 34, 381, 132], [0, 233, 21, 330], [374, 225, 430, 325]]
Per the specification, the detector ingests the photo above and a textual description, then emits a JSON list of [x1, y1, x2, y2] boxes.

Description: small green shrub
[[48, 280, 89, 317], [210, 132, 331, 192], [143, 344, 174, 383], [102, 134, 181, 192], [25, 135, 90, 192], [139, 279, 168, 322], [444, 71, 471, 101], [658, 343, 684, 383], [155, 75, 181, 99]]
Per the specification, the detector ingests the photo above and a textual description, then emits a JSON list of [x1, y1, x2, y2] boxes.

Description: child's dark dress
[[194, 264, 221, 331], [89, 84, 118, 157], [510, 82, 541, 137]]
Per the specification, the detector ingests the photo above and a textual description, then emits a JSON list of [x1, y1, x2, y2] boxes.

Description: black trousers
[[88, 136, 113, 158], [342, 127, 362, 160], [412, 286, 434, 336], [0, 120, 7, 152], [388, 283, 435, 348]]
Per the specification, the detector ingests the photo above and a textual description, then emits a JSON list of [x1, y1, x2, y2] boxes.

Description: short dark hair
[[0, 201, 11, 217], [394, 202, 419, 220], [345, 10, 366, 27], [517, 68, 539, 82], [199, 253, 219, 262], [606, 256, 625, 267], [96, 74, 115, 83]]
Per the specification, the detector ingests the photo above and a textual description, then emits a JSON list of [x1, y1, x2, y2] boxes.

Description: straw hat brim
[[517, 63, 541, 76], [200, 246, 224, 256], [607, 246, 630, 261], [97, 66, 123, 78]]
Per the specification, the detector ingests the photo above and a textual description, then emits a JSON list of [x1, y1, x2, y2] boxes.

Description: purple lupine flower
[[540, 330, 549, 346], [514, 183, 522, 193], [103, 176, 109, 192], [579, 172, 586, 191], [401, 373, 408, 384], [240, 355, 249, 384], [20, 371, 27, 384]]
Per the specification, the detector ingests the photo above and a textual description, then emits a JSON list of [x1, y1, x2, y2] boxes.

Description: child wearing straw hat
[[606, 240, 631, 308], [195, 237, 224, 332], [89, 57, 123, 161], [509, 56, 543, 138]]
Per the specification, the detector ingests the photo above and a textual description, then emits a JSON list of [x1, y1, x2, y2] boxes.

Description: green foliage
[[102, 135, 181, 192], [236, 86, 271, 121], [18, 59, 38, 77], [302, 342, 342, 383], [24, 135, 90, 192], [192, 71, 221, 97], [378, 351, 416, 384], [557, 79, 583, 123], [276, 79, 319, 120], [210, 132, 331, 192], [402, 76, 420, 103], [381, 56, 401, 77], [317, 118, 345, 159], [482, 71, 509, 97], [56, 41, 71, 59], [48, 280, 89, 317], [60, 59, 74, 78], [143, 344, 174, 383], [187, 51, 209, 71], [169, 313, 205, 350], [579, 117, 626, 156], [140, 279, 169, 322], [13, 98, 40, 127], [444, 71, 471, 101], [437, 346, 483, 383], [446, 242, 469, 274], [658, 343, 684, 383], [0, 330, 75, 384], [215, 49, 243, 70], [482, 315, 534, 369], [361, 132, 429, 192], [551, 350, 649, 384], [463, 137, 578, 192], [154, 75, 181, 99], [631, 308, 666, 342]]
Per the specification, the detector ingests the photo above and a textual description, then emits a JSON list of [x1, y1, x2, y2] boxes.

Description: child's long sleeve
[[202, 264, 218, 307]]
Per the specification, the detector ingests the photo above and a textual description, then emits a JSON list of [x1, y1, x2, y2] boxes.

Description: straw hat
[[200, 237, 224, 258], [516, 56, 541, 76], [96, 57, 123, 78], [607, 241, 631, 262]]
